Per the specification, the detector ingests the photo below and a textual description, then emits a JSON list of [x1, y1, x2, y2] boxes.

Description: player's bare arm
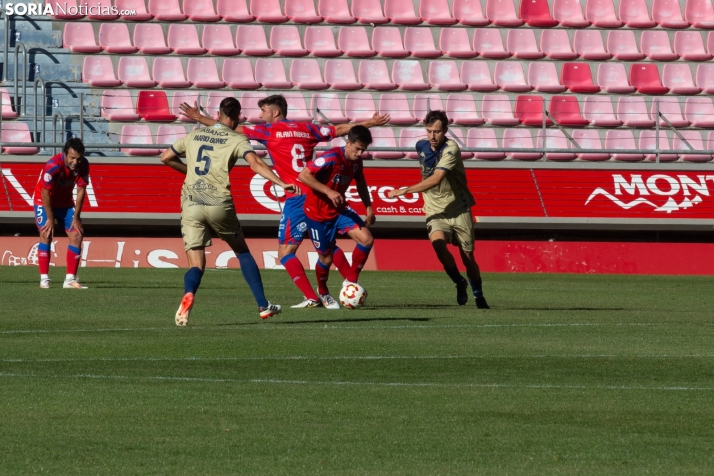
[[245, 151, 298, 194], [160, 148, 188, 175], [40, 188, 54, 240], [388, 169, 449, 198], [72, 187, 86, 236], [298, 168, 343, 208], [356, 178, 375, 226], [334, 112, 391, 136], [179, 102, 247, 134]]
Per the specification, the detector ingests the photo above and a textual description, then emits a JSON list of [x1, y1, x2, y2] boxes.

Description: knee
[[360, 233, 374, 248]]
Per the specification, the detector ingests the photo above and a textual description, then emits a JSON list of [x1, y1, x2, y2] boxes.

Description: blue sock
[[184, 267, 203, 295], [38, 243, 51, 252], [238, 252, 269, 308], [444, 265, 465, 285], [469, 278, 484, 298]]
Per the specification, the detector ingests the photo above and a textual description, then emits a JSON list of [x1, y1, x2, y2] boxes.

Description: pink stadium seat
[[118, 57, 156, 88], [597, 63, 636, 94], [345, 93, 377, 121], [63, 23, 102, 53], [217, 0, 254, 22], [453, 0, 490, 25], [133, 24, 171, 55], [503, 130, 542, 160], [404, 28, 442, 58], [136, 91, 176, 122], [585, 0, 623, 27], [369, 128, 404, 159], [705, 31, 714, 56], [662, 64, 702, 95], [652, 0, 689, 27], [550, 96, 589, 127], [631, 64, 669, 95], [674, 32, 711, 61], [285, 0, 323, 23], [283, 93, 313, 121], [290, 59, 329, 89], [254, 59, 291, 89], [685, 0, 714, 28], [153, 58, 191, 88], [325, 60, 363, 90], [515, 95, 553, 127], [439, 29, 476, 58], [553, 0, 591, 27], [473, 29, 511, 59], [467, 129, 506, 160], [271, 26, 309, 56], [640, 131, 678, 162], [651, 97, 689, 127], [520, 0, 559, 27], [241, 92, 268, 123], [306, 27, 342, 57], [318, 0, 356, 23], [148, 0, 187, 21], [673, 131, 711, 162], [392, 60, 429, 90], [359, 60, 397, 90], [120, 125, 159, 156], [373, 27, 410, 58], [420, 0, 458, 24], [311, 93, 349, 123], [98, 24, 136, 54], [399, 128, 425, 159], [528, 62, 566, 93], [53, 0, 83, 19], [572, 130, 609, 161], [168, 25, 206, 55], [446, 94, 485, 125], [606, 130, 644, 162], [338, 27, 376, 57], [583, 96, 622, 126], [236, 25, 273, 56], [85, 0, 119, 19], [429, 61, 467, 91], [184, 0, 221, 22], [696, 64, 714, 93], [353, 0, 389, 24], [1, 89, 18, 119], [171, 91, 201, 122], [707, 132, 714, 157], [101, 91, 139, 122], [481, 94, 520, 125], [82, 56, 121, 87], [620, 0, 657, 27], [379, 94, 417, 125], [607, 31, 645, 61], [641, 31, 678, 61], [573, 30, 611, 60], [494, 62, 532, 92], [384, 0, 423, 24], [461, 62, 498, 91], [412, 94, 445, 122], [157, 125, 188, 148], [537, 130, 576, 161], [446, 129, 473, 159], [203, 25, 240, 56], [541, 30, 577, 60], [251, 0, 288, 22], [507, 29, 544, 59], [617, 97, 655, 127], [115, 0, 153, 21], [187, 58, 226, 89], [562, 63, 600, 93], [223, 59, 260, 89], [684, 97, 714, 127], [486, 0, 524, 26]]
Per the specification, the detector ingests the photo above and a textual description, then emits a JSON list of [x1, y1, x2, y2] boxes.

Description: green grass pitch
[[1, 266, 714, 475]]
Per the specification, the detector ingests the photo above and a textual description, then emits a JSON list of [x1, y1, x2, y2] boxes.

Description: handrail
[[79, 92, 84, 142], [33, 77, 46, 144], [52, 112, 65, 155], [3, 12, 9, 82], [13, 42, 27, 116]]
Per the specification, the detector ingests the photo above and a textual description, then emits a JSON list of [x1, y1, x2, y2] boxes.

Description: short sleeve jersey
[[33, 153, 90, 207], [171, 123, 254, 206], [415, 139, 475, 217], [304, 147, 364, 221], [243, 120, 335, 196]]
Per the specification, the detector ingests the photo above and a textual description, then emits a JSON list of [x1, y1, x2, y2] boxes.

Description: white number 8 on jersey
[[291, 144, 306, 171]]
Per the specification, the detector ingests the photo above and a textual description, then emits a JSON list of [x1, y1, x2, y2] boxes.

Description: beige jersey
[[171, 123, 254, 206], [416, 139, 475, 217]]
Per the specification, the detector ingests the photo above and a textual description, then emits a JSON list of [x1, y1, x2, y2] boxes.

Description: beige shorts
[[180, 199, 244, 251], [426, 211, 475, 253]]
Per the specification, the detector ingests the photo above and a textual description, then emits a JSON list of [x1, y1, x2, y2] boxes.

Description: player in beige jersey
[[161, 97, 297, 325], [389, 110, 489, 309]]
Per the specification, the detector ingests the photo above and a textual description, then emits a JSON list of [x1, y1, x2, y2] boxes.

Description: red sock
[[347, 244, 372, 283], [66, 245, 81, 276], [38, 243, 50, 275], [315, 261, 330, 295], [281, 255, 319, 301], [332, 246, 351, 280]]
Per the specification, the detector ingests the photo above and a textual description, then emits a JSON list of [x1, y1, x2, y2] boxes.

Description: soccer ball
[[339, 282, 367, 309]]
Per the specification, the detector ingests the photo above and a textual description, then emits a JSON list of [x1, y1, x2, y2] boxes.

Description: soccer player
[[388, 111, 489, 309], [180, 95, 389, 309], [161, 97, 296, 325], [297, 126, 375, 309], [33, 137, 89, 289]]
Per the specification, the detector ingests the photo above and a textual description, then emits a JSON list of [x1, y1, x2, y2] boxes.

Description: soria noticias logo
[[3, 2, 136, 16]]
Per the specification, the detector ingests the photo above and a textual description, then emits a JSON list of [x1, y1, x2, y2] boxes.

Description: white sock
[[40, 274, 49, 280], [65, 274, 75, 281]]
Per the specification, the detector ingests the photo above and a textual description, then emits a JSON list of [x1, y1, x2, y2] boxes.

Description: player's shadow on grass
[[502, 306, 627, 311], [274, 316, 431, 325]]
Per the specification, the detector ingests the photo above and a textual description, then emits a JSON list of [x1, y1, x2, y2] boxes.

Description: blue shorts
[[278, 195, 308, 246], [34, 205, 78, 232], [305, 207, 365, 255]]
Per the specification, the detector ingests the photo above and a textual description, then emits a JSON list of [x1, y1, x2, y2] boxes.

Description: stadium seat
[[203, 25, 240, 56], [521, 0, 559, 27], [85, 0, 119, 19], [486, 0, 524, 26], [473, 29, 511, 59], [148, 0, 187, 21], [283, 92, 313, 121], [446, 93, 484, 125], [553, 0, 591, 27], [285, 0, 323, 22], [167, 25, 206, 55], [685, 0, 714, 28], [507, 30, 544, 59], [573, 30, 611, 60], [217, 0, 254, 22], [607, 31, 645, 61], [429, 61, 467, 91], [605, 130, 644, 162], [446, 129, 472, 158], [236, 25, 273, 56], [392, 60, 430, 90], [662, 64, 702, 95], [549, 96, 589, 126], [528, 62, 566, 93], [515, 96, 552, 127], [82, 56, 122, 87], [639, 131, 678, 162], [251, 0, 288, 22], [120, 125, 159, 156], [583, 96, 622, 126], [271, 26, 309, 56], [651, 97, 689, 127], [311, 93, 349, 123], [461, 61, 498, 91], [617, 97, 655, 127], [98, 24, 137, 54], [241, 92, 268, 123], [369, 128, 404, 159], [384, 0, 423, 24], [597, 63, 636, 94], [187, 58, 226, 89], [675, 32, 711, 61], [684, 97, 714, 127], [585, 0, 623, 27], [696, 64, 714, 93], [339, 27, 376, 57], [325, 60, 363, 90], [541, 30, 578, 60], [399, 128, 425, 159], [420, 0, 458, 24], [706, 31, 714, 56], [453, 0, 490, 25], [133, 24, 171, 55], [572, 130, 610, 161], [673, 131, 711, 162], [467, 129, 506, 160], [306, 26, 343, 57], [439, 29, 477, 58], [404, 28, 442, 58], [562, 63, 600, 93], [537, 130, 576, 161], [352, 0, 389, 23], [481, 94, 520, 125], [652, 0, 689, 27], [63, 23, 102, 53], [290, 59, 329, 89], [318, 0, 356, 23], [494, 62, 532, 92], [619, 0, 657, 27], [641, 31, 678, 61], [373, 27, 410, 58], [184, 0, 221, 21], [503, 130, 542, 160], [379, 94, 417, 125], [137, 91, 176, 122], [254, 59, 291, 89], [53, 0, 83, 19], [157, 125, 188, 148], [1, 89, 18, 119], [630, 64, 669, 95], [223, 59, 260, 89], [706, 132, 714, 158], [118, 57, 156, 88], [153, 58, 192, 89], [171, 91, 201, 122], [0, 123, 37, 154], [413, 94, 445, 122], [359, 60, 397, 90], [345, 93, 377, 121], [101, 91, 138, 122], [115, 0, 153, 21]]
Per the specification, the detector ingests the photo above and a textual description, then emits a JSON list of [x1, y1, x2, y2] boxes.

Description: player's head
[[63, 137, 85, 170], [424, 110, 449, 149], [257, 95, 288, 124], [344, 126, 372, 161], [218, 97, 242, 129]]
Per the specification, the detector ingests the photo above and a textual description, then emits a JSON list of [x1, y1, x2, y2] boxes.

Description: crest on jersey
[[314, 157, 325, 167], [43, 173, 52, 183], [320, 127, 330, 137]]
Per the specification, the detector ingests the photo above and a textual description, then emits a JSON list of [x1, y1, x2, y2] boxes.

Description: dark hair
[[63, 137, 85, 156], [347, 125, 373, 145], [219, 97, 242, 121], [257, 94, 288, 118], [424, 110, 449, 130]]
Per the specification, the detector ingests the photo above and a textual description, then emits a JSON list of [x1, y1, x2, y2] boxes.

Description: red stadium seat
[[674, 32, 711, 61], [420, 0, 458, 24], [99, 24, 137, 54], [1, 89, 18, 119], [184, 0, 221, 22], [673, 131, 711, 162], [453, 0, 490, 25], [102, 91, 139, 122], [461, 62, 498, 91], [283, 92, 313, 121], [133, 24, 171, 55], [236, 25, 273, 56], [597, 63, 636, 93], [554, 0, 591, 27], [515, 95, 552, 127], [620, 0, 657, 27], [662, 64, 702, 95], [617, 97, 655, 127], [473, 29, 511, 59], [168, 25, 206, 55], [583, 96, 622, 127], [528, 62, 566, 93], [137, 91, 176, 122], [115, 0, 153, 20], [562, 63, 600, 93], [187, 58, 225, 89], [358, 60, 397, 90], [63, 23, 102, 53], [82, 56, 122, 87], [652, 0, 689, 27], [399, 128, 425, 159], [223, 59, 261, 89], [439, 29, 477, 58], [118, 57, 156, 88], [685, 0, 714, 28], [549, 96, 589, 126], [641, 31, 678, 61], [369, 128, 404, 159], [520, 0, 559, 27], [392, 60, 430, 90], [630, 64, 669, 95], [481, 94, 520, 126], [507, 29, 544, 59], [446, 93, 485, 125], [684, 97, 714, 127], [413, 94, 445, 122], [573, 30, 610, 60], [325, 60, 363, 90], [429, 61, 467, 91], [241, 92, 268, 123], [251, 0, 288, 22], [120, 125, 159, 156], [290, 59, 329, 89], [338, 27, 376, 57], [486, 0, 524, 26], [157, 125, 188, 148], [696, 64, 714, 93], [503, 130, 542, 160], [285, 0, 323, 23], [607, 31, 645, 61], [345, 93, 377, 121], [311, 93, 349, 123], [585, 0, 623, 27], [379, 94, 417, 125], [537, 130, 576, 161], [171, 91, 201, 122], [640, 131, 678, 162], [271, 26, 309, 57], [203, 25, 240, 56], [384, 0, 422, 24], [606, 130, 644, 162], [148, 0, 186, 21], [217, 0, 253, 22], [153, 57, 191, 89], [404, 28, 442, 58], [352, 0, 389, 24], [318, 0, 356, 23], [467, 129, 506, 160], [373, 27, 410, 58], [573, 130, 609, 161], [651, 97, 689, 127], [494, 62, 532, 92], [306, 27, 343, 57], [541, 30, 578, 60], [254, 59, 291, 89]]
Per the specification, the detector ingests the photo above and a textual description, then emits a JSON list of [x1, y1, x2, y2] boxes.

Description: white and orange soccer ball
[[339, 282, 367, 309]]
